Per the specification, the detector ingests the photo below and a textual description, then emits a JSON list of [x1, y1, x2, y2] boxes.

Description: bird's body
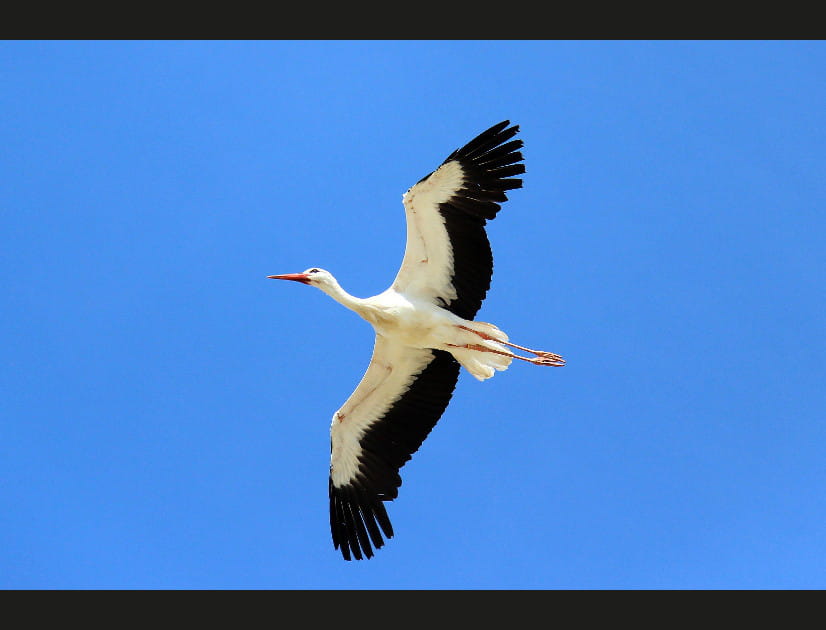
[[269, 121, 564, 560], [360, 292, 455, 352]]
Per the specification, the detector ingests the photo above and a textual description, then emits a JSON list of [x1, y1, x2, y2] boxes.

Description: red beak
[[267, 273, 311, 284]]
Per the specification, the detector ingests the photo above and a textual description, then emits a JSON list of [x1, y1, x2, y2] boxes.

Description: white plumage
[[268, 121, 564, 560]]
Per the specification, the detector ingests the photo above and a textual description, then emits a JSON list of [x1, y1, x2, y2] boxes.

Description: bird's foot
[[529, 352, 566, 367]]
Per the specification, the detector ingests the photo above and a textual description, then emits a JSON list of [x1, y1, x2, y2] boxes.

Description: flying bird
[[268, 120, 564, 560]]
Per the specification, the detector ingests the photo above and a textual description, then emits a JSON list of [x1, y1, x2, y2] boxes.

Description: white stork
[[268, 120, 564, 561]]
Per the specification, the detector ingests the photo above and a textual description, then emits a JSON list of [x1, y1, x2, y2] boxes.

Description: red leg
[[447, 342, 565, 367], [456, 326, 566, 366]]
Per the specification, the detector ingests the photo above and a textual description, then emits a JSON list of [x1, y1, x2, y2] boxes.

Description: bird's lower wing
[[329, 335, 461, 560]]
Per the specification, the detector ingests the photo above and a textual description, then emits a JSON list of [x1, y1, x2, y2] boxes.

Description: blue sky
[[1, 40, 824, 589]]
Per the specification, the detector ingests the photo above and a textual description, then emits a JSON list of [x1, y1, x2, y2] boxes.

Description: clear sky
[[1, 40, 824, 589]]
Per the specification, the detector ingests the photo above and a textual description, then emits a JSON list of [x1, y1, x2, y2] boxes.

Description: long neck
[[318, 276, 367, 316]]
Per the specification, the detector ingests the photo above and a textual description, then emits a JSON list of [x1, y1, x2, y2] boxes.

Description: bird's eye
[[309, 268, 320, 274]]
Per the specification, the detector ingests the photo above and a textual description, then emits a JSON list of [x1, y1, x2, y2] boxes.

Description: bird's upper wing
[[328, 334, 461, 560], [391, 120, 525, 320]]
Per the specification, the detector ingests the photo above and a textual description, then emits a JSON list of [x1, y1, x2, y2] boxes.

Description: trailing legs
[[453, 325, 565, 367]]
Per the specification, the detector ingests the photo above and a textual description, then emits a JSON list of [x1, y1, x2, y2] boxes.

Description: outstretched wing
[[328, 335, 461, 560], [391, 120, 525, 320]]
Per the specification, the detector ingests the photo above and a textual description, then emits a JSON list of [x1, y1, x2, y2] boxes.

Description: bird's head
[[267, 267, 334, 289]]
